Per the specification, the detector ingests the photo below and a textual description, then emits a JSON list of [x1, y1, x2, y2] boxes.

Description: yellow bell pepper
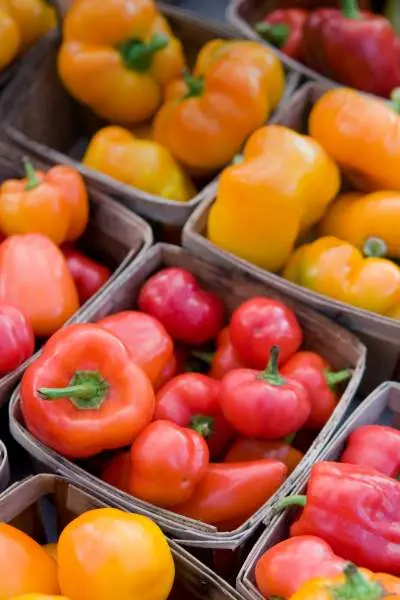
[[0, 0, 56, 71], [83, 126, 195, 202], [207, 125, 340, 272], [283, 236, 400, 316]]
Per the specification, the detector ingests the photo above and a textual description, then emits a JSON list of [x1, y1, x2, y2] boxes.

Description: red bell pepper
[[229, 297, 303, 369], [255, 9, 309, 60], [341, 424, 400, 477], [101, 451, 131, 493], [0, 303, 35, 376], [155, 373, 234, 458], [192, 327, 246, 380], [224, 437, 303, 475], [220, 346, 311, 439], [154, 346, 187, 391], [138, 267, 225, 346], [129, 420, 209, 507], [20, 324, 155, 458], [97, 311, 173, 385], [255, 536, 346, 599], [302, 0, 400, 97], [172, 459, 287, 526], [281, 351, 352, 430], [61, 243, 111, 305], [279, 461, 400, 574]]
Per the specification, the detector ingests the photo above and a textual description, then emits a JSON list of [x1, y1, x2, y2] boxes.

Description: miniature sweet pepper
[[255, 9, 309, 60]]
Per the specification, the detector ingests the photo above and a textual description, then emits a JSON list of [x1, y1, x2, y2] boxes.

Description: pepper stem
[[391, 88, 400, 114], [191, 350, 214, 365], [38, 370, 109, 411], [325, 368, 352, 388], [254, 22, 290, 48], [275, 494, 307, 510], [258, 346, 285, 386], [363, 237, 388, 258], [182, 69, 205, 99], [340, 0, 360, 19], [232, 154, 245, 165], [118, 33, 168, 72], [190, 414, 215, 438], [331, 563, 385, 600], [23, 157, 40, 191]]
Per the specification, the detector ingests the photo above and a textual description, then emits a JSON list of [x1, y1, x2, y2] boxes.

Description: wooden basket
[[0, 473, 241, 600], [227, 0, 372, 92], [9, 243, 366, 549], [0, 441, 9, 493], [1, 3, 300, 227], [0, 141, 152, 409], [236, 380, 400, 600], [182, 81, 400, 393]]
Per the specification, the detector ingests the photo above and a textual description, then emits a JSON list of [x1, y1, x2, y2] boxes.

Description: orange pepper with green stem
[[83, 126, 195, 201], [283, 236, 400, 316], [154, 40, 285, 175], [58, 0, 186, 125]]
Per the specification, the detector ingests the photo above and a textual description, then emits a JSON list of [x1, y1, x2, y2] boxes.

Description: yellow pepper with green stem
[[207, 125, 340, 272]]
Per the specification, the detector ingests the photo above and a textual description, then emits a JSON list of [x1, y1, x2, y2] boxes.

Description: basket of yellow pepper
[[183, 82, 400, 391], [2, 0, 300, 226]]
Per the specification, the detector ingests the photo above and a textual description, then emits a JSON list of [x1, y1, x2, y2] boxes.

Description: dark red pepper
[[155, 373, 234, 457], [255, 9, 309, 60], [281, 351, 352, 430], [0, 303, 35, 376], [220, 346, 311, 439], [192, 327, 247, 380], [61, 243, 111, 305], [302, 0, 400, 97], [279, 461, 400, 574], [138, 267, 224, 346], [341, 424, 400, 477]]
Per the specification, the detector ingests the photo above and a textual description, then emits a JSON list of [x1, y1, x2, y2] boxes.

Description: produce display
[[206, 86, 400, 318], [254, 0, 400, 97], [16, 266, 352, 528]]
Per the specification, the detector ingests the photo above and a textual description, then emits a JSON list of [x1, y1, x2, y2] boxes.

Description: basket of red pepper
[[0, 141, 152, 409], [227, 0, 400, 98], [9, 244, 365, 549], [237, 380, 400, 600]]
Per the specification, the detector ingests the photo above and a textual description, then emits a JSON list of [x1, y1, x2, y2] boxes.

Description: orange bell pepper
[[319, 191, 400, 260], [58, 0, 186, 125], [154, 40, 285, 174], [283, 236, 400, 316], [0, 523, 59, 599], [0, 159, 89, 244], [309, 87, 400, 192], [57, 508, 175, 600], [83, 126, 195, 201], [207, 125, 340, 272], [0, 234, 79, 336]]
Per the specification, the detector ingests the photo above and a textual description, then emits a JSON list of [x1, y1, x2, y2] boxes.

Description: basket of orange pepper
[[237, 381, 400, 600], [2, 0, 299, 226], [0, 473, 241, 599], [0, 141, 152, 409], [8, 244, 365, 549]]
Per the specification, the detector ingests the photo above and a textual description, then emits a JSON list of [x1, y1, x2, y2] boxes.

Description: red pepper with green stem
[[341, 424, 400, 477], [255, 536, 347, 599], [20, 324, 155, 458], [155, 373, 235, 458], [220, 345, 311, 439], [302, 0, 400, 97], [255, 9, 309, 60], [281, 351, 352, 430], [278, 461, 400, 574]]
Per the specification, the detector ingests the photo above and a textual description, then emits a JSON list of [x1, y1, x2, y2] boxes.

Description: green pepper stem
[[183, 69, 204, 99], [191, 350, 214, 365], [190, 414, 215, 438], [340, 0, 360, 19], [258, 346, 285, 386], [325, 368, 352, 388], [38, 370, 109, 410], [23, 157, 40, 191], [283, 433, 295, 445], [363, 237, 388, 259], [275, 494, 307, 510], [332, 563, 385, 600], [391, 88, 400, 114], [254, 22, 290, 48], [118, 33, 168, 72]]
